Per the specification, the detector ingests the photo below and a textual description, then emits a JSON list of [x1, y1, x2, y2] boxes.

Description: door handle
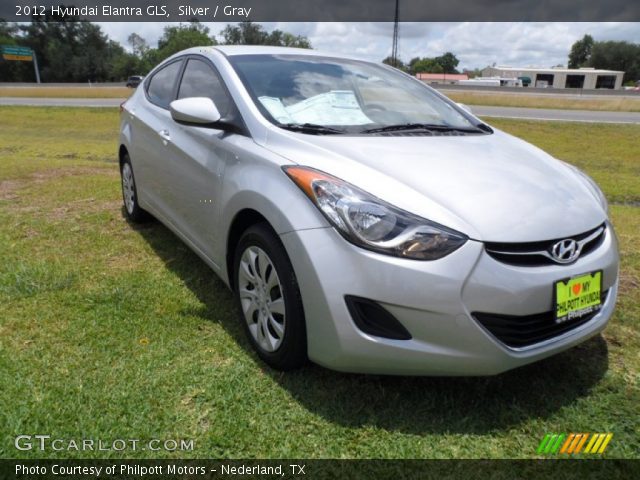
[[158, 129, 171, 143]]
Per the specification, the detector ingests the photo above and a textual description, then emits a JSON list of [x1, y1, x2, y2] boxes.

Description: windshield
[[228, 54, 486, 135]]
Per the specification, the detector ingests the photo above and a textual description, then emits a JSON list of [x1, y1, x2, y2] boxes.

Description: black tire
[[234, 223, 307, 371], [120, 153, 150, 223]]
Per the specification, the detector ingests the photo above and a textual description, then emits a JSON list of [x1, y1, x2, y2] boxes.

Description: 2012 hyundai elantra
[[119, 46, 619, 375]]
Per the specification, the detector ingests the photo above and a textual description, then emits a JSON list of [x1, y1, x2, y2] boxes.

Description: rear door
[[130, 58, 184, 215]]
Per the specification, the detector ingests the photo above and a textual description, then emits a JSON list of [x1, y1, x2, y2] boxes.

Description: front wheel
[[234, 223, 307, 370]]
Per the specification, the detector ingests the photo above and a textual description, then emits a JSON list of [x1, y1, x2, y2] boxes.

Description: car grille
[[473, 290, 609, 348], [484, 224, 606, 267]]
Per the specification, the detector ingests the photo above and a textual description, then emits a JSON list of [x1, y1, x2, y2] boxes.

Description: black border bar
[[2, 459, 640, 480], [2, 0, 640, 22]]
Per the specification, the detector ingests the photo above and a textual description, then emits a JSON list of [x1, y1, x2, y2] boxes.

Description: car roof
[[179, 45, 369, 62]]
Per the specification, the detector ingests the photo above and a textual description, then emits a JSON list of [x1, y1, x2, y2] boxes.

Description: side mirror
[[170, 97, 221, 125], [457, 103, 473, 114]]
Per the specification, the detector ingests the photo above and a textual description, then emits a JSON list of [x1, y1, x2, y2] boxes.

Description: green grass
[[0, 107, 638, 459], [487, 119, 640, 205]]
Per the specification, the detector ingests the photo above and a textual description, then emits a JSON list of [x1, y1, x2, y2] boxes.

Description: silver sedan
[[119, 46, 619, 375]]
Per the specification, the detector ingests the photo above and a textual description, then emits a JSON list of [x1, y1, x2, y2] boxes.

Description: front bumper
[[280, 222, 619, 375]]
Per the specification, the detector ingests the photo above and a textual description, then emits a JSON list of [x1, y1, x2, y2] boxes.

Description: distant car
[[126, 76, 144, 88], [119, 46, 619, 375]]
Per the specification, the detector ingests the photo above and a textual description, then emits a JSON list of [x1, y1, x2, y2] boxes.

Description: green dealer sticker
[[555, 270, 602, 323]]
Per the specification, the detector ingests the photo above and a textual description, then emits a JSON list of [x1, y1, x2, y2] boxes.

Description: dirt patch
[[0, 180, 22, 200], [618, 271, 640, 296], [30, 166, 117, 181], [46, 199, 122, 221]]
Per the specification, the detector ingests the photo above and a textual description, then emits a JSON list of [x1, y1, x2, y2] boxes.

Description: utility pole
[[32, 51, 41, 84], [391, 0, 399, 68]]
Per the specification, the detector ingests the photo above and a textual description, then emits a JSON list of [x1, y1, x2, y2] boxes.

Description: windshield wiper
[[277, 123, 345, 135], [360, 123, 485, 134]]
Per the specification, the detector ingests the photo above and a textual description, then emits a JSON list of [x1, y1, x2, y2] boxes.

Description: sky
[[98, 22, 640, 71]]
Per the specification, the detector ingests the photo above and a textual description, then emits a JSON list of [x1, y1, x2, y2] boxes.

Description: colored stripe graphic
[[574, 433, 589, 453], [589, 434, 605, 453], [544, 433, 559, 453], [597, 433, 613, 454], [539, 433, 612, 455], [567, 433, 584, 454], [584, 434, 599, 453], [560, 434, 575, 454], [537, 434, 552, 454], [551, 434, 565, 453]]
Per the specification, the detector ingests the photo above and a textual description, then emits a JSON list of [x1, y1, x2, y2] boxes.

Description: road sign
[[3, 54, 33, 61], [1, 45, 40, 83], [2, 45, 33, 56], [2, 45, 34, 61]]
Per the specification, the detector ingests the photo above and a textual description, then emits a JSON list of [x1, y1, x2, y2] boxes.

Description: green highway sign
[[1, 45, 41, 83], [1, 45, 33, 56]]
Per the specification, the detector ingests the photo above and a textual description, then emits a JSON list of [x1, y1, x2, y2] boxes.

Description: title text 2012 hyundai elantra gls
[[119, 46, 619, 375]]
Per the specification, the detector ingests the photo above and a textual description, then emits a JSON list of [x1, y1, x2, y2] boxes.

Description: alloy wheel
[[121, 162, 135, 215], [237, 246, 286, 352]]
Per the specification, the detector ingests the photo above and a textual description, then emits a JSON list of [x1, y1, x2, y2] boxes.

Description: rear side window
[[147, 60, 183, 108], [178, 59, 231, 117]]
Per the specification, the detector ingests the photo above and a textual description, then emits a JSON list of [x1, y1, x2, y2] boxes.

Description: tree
[[156, 22, 216, 58], [568, 34, 594, 68], [4, 15, 145, 82], [462, 68, 483, 79], [0, 19, 19, 44], [268, 30, 311, 48], [403, 53, 460, 74], [411, 58, 444, 74], [220, 21, 311, 48], [382, 56, 407, 71], [127, 33, 148, 58], [17, 18, 125, 82], [135, 21, 216, 71], [434, 52, 459, 73], [567, 35, 640, 83], [0, 20, 312, 82], [588, 40, 640, 83], [0, 20, 32, 81]]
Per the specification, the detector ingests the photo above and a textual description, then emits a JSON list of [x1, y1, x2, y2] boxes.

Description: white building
[[481, 66, 625, 89]]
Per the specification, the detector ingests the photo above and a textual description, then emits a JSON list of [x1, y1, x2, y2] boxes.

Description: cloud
[[98, 22, 640, 69]]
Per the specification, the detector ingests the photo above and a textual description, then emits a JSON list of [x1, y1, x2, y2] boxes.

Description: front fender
[[218, 160, 329, 284]]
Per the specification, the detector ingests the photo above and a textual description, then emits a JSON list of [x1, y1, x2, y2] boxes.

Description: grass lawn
[[0, 107, 638, 459], [446, 91, 640, 112]]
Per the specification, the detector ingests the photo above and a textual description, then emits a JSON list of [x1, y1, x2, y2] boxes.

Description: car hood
[[263, 128, 607, 242]]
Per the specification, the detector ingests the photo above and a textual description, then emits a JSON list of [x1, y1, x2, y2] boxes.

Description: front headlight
[[283, 166, 467, 260]]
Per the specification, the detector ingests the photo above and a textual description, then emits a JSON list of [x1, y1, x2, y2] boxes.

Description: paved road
[[436, 85, 640, 98], [1, 97, 639, 124], [471, 105, 640, 124], [0, 97, 123, 107]]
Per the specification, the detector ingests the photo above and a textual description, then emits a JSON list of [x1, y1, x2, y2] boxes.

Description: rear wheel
[[120, 154, 150, 223], [234, 223, 307, 370]]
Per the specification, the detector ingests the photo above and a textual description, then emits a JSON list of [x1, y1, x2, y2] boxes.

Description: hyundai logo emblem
[[550, 239, 580, 264]]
